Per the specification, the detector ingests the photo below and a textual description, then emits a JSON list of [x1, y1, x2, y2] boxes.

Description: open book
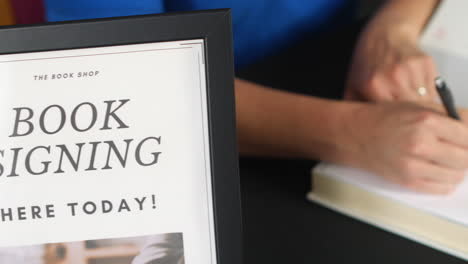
[[307, 163, 468, 261]]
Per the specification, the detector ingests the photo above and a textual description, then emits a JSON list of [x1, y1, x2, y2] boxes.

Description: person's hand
[[345, 18, 438, 103], [335, 102, 468, 194]]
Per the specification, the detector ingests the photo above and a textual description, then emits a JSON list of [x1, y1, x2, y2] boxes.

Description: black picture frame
[[0, 9, 241, 264]]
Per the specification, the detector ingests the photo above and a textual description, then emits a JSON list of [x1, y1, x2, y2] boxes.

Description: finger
[[415, 139, 468, 170], [362, 76, 395, 102], [428, 114, 468, 148], [458, 107, 468, 123], [417, 102, 468, 121], [388, 66, 419, 101], [421, 99, 466, 119], [406, 159, 466, 185], [406, 57, 436, 103], [422, 56, 439, 102], [405, 177, 457, 195], [418, 102, 446, 115]]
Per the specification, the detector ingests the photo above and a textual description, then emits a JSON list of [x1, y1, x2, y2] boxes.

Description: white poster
[[0, 40, 216, 264]]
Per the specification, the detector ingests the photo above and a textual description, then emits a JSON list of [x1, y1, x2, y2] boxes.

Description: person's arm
[[372, 0, 440, 37], [345, 0, 441, 102], [235, 78, 349, 161], [236, 78, 468, 194]]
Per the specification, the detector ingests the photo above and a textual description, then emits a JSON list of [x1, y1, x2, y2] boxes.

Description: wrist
[[368, 0, 441, 42], [366, 15, 421, 44], [334, 102, 372, 166], [298, 99, 367, 164], [325, 101, 369, 166]]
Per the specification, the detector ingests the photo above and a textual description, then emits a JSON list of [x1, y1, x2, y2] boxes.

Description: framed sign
[[0, 9, 241, 264]]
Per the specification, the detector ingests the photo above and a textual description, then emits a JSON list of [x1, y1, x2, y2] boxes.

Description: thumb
[[421, 101, 468, 123], [457, 108, 468, 123]]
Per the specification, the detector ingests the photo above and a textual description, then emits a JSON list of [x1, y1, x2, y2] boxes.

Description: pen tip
[[435, 76, 445, 87]]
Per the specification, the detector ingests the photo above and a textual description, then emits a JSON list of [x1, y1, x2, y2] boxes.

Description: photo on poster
[[0, 232, 184, 264]]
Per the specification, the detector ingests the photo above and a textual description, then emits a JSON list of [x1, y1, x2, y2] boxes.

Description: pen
[[435, 77, 460, 120]]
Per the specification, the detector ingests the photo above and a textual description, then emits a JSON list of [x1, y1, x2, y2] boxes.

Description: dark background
[[239, 158, 466, 264]]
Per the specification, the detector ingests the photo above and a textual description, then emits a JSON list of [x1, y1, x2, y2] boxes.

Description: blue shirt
[[44, 0, 354, 68]]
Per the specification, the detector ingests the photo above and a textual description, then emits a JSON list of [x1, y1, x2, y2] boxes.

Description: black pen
[[435, 77, 460, 120]]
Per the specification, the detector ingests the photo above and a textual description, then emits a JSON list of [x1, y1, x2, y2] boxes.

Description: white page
[[420, 0, 468, 107], [315, 163, 468, 227]]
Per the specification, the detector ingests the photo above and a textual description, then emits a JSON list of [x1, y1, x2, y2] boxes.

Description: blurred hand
[[338, 102, 468, 194], [345, 21, 438, 103]]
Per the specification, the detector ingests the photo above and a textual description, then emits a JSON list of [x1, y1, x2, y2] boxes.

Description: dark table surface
[[239, 158, 466, 264]]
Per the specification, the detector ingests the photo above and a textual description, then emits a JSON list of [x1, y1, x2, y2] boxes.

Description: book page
[[0, 40, 216, 264], [421, 0, 468, 57], [420, 0, 468, 107], [315, 163, 468, 227]]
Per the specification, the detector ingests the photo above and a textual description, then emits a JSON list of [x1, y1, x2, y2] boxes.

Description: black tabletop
[[240, 158, 466, 264]]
